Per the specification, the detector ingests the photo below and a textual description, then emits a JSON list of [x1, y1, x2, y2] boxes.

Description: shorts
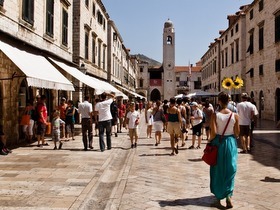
[[129, 128, 138, 139], [192, 123, 202, 136], [240, 125, 250, 136], [153, 121, 163, 132], [167, 122, 181, 135], [66, 123, 74, 134], [22, 119, 34, 135], [36, 122, 46, 135], [52, 133, 60, 142]]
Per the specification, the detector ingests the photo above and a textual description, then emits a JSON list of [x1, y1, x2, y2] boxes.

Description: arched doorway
[[150, 89, 161, 102], [276, 88, 280, 121], [259, 90, 264, 119]]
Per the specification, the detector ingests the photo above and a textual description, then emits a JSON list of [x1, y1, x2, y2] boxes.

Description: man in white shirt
[[78, 96, 93, 151], [95, 92, 115, 152], [236, 93, 254, 153]]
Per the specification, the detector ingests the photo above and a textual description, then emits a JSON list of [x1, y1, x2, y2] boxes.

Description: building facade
[[201, 0, 280, 121], [0, 0, 139, 146], [0, 0, 74, 144]]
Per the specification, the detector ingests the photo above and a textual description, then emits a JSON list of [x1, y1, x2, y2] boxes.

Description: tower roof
[[164, 19, 173, 28]]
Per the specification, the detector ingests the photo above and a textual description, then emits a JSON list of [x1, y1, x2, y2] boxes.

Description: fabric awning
[[0, 40, 74, 91], [116, 84, 146, 99], [49, 58, 128, 99]]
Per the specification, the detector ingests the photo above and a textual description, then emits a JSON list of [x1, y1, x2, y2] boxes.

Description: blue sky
[[102, 0, 253, 66]]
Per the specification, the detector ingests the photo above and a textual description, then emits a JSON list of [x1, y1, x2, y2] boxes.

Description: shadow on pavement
[[250, 138, 280, 170], [260, 176, 280, 182], [158, 195, 226, 209], [139, 153, 171, 157]]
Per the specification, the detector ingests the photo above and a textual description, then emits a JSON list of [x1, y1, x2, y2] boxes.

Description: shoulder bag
[[202, 112, 233, 166]]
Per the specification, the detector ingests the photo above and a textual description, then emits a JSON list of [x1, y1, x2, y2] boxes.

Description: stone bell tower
[[163, 19, 176, 100]]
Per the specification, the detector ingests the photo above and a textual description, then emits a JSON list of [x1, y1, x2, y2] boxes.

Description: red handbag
[[202, 113, 233, 166], [202, 143, 218, 166]]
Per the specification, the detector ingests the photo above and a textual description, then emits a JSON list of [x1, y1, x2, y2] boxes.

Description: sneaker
[[196, 146, 201, 149], [134, 143, 137, 148], [89, 146, 93, 149], [3, 148, 11, 153], [188, 145, 194, 149], [155, 143, 158, 146], [131, 144, 134, 148], [0, 149, 8, 155], [58, 142, 63, 149]]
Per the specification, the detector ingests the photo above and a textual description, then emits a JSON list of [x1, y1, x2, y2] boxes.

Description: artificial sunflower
[[233, 76, 244, 89], [222, 77, 234, 90]]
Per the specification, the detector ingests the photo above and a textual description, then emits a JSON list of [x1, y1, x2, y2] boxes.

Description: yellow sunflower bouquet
[[222, 76, 243, 90]]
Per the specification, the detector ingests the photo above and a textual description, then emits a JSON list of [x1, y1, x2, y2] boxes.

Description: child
[[125, 102, 140, 148], [52, 110, 65, 150]]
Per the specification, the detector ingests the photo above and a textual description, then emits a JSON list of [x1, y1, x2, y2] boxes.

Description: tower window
[[167, 36, 172, 44]]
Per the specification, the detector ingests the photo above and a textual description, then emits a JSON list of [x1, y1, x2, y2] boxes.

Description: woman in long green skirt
[[209, 92, 240, 208]]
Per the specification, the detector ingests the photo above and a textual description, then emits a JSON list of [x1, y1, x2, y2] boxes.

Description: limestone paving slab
[[0, 114, 279, 209]]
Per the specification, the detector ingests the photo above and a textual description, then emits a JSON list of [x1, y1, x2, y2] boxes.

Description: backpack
[[110, 101, 118, 119], [202, 112, 206, 123], [197, 110, 206, 123]]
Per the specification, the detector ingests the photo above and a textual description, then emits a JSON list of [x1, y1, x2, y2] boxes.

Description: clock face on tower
[[166, 61, 174, 70]]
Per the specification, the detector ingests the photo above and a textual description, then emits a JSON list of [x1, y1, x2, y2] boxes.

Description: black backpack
[[110, 101, 118, 119]]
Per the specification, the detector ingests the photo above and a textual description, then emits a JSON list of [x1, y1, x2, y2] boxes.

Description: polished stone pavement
[[0, 114, 279, 210]]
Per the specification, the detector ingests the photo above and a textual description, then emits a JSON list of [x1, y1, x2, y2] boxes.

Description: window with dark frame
[[139, 79, 143, 88], [140, 67, 143, 72], [259, 0, 264, 11], [259, 26, 264, 50], [85, 31, 89, 60], [62, 8, 68, 46], [236, 39, 239, 62], [276, 59, 280, 72], [275, 12, 280, 43], [250, 68, 254, 78], [225, 48, 228, 67], [92, 37, 96, 64], [46, 0, 54, 37], [235, 23, 239, 33], [259, 64, 264, 76], [22, 0, 34, 25], [92, 2, 95, 16], [250, 9, 254, 20], [231, 45, 234, 64], [247, 31, 254, 54]]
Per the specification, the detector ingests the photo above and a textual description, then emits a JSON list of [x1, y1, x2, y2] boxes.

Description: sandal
[[226, 197, 233, 209], [174, 146, 179, 154]]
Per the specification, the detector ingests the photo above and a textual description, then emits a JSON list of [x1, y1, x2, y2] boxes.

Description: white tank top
[[216, 112, 235, 135]]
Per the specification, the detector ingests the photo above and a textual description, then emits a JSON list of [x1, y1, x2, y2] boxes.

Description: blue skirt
[[210, 134, 238, 200]]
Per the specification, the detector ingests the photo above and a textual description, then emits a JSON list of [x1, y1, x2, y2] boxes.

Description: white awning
[[49, 58, 128, 99], [0, 40, 74, 91], [116, 84, 146, 99]]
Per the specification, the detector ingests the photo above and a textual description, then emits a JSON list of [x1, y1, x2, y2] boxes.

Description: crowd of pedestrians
[[3, 89, 264, 209]]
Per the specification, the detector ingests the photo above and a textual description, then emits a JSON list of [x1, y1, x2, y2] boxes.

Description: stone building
[[0, 0, 75, 145], [244, 0, 280, 120], [201, 0, 280, 121], [0, 0, 138, 146]]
